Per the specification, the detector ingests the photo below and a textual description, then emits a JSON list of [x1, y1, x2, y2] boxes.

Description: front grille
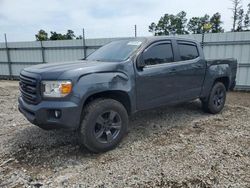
[[19, 73, 39, 104]]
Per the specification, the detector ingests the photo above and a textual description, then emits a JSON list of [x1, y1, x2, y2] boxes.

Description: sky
[[0, 0, 249, 42]]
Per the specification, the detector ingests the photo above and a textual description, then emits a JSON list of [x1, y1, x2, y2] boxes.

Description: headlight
[[42, 81, 72, 98]]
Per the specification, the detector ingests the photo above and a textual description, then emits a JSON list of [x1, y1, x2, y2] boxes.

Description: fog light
[[54, 110, 61, 118]]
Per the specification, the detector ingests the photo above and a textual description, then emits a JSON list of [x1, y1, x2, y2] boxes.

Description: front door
[[136, 40, 180, 110]]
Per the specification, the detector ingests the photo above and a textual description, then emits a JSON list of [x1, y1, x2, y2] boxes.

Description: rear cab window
[[177, 41, 199, 61]]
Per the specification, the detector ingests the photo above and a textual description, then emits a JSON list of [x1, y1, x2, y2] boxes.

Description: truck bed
[[206, 58, 237, 90]]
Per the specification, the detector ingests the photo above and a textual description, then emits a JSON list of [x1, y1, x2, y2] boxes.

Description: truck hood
[[23, 60, 120, 79]]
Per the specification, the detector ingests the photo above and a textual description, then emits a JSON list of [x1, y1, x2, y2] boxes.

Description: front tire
[[202, 82, 227, 114], [79, 99, 128, 153]]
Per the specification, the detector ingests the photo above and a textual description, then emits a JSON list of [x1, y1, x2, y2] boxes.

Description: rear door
[[174, 40, 206, 99]]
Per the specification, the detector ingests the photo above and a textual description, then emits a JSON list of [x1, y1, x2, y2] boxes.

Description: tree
[[175, 11, 189, 34], [188, 17, 202, 34], [187, 15, 210, 34], [201, 14, 210, 29], [210, 13, 224, 33], [148, 11, 189, 36], [76, 35, 83, 39], [245, 14, 250, 29], [156, 13, 175, 35], [236, 8, 244, 31], [230, 0, 242, 32], [35, 30, 49, 41], [49, 30, 76, 40], [244, 3, 250, 30], [35, 29, 81, 40], [149, 22, 157, 35], [49, 31, 65, 40], [65, 30, 76, 40]]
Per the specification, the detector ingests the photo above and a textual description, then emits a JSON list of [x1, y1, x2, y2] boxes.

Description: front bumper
[[18, 96, 82, 130]]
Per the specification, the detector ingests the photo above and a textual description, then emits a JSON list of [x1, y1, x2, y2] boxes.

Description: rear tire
[[201, 82, 227, 114], [79, 99, 128, 153]]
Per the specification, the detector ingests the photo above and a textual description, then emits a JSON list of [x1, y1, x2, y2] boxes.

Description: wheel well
[[214, 77, 230, 90], [83, 91, 131, 115]]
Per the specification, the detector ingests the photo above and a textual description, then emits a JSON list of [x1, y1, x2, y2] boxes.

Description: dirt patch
[[0, 81, 249, 187]]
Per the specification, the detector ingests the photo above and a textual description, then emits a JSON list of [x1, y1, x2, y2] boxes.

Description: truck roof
[[113, 37, 199, 45], [143, 36, 199, 44]]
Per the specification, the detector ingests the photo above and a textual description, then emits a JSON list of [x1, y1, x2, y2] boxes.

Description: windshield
[[86, 39, 144, 62]]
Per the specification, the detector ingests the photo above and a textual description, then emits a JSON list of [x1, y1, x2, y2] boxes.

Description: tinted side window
[[143, 43, 174, 66], [178, 43, 199, 61]]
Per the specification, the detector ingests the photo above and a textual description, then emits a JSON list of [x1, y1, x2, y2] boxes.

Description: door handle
[[194, 64, 203, 68]]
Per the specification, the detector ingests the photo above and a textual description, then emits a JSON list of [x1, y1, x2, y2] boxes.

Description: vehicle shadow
[[8, 100, 207, 168]]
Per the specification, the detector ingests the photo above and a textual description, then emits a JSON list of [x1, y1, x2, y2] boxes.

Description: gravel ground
[[0, 80, 249, 188]]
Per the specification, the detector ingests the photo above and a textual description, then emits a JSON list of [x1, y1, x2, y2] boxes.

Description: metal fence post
[[40, 41, 46, 63], [82, 28, 87, 59], [201, 32, 205, 49], [4, 34, 12, 79], [134, 25, 137, 37]]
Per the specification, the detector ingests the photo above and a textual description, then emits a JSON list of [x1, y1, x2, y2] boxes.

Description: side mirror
[[136, 54, 145, 69]]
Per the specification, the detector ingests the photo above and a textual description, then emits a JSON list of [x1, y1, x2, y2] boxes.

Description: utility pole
[[82, 28, 87, 59], [201, 23, 212, 49], [4, 34, 12, 79], [201, 32, 205, 49], [134, 25, 137, 37], [40, 41, 45, 63]]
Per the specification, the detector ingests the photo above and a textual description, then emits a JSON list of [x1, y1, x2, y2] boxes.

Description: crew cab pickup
[[18, 37, 237, 152]]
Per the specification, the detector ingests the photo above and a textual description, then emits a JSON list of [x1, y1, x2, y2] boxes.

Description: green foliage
[[187, 14, 210, 34], [65, 30, 76, 40], [36, 29, 82, 41], [149, 22, 157, 34], [244, 3, 250, 30], [176, 11, 189, 34], [188, 17, 204, 34], [35, 30, 49, 41], [76, 35, 83, 39], [49, 30, 76, 40], [149, 12, 224, 35], [49, 32, 65, 40], [187, 13, 223, 34], [210, 13, 224, 33], [236, 9, 244, 31], [148, 11, 189, 36], [244, 14, 250, 30]]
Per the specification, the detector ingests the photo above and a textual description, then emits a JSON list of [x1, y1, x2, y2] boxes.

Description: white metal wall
[[0, 32, 250, 89], [0, 42, 9, 76], [204, 32, 250, 89]]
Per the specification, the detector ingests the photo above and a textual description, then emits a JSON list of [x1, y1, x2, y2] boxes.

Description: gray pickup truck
[[18, 37, 237, 152]]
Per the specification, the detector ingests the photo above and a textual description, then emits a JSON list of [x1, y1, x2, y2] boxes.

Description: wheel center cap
[[103, 120, 111, 128]]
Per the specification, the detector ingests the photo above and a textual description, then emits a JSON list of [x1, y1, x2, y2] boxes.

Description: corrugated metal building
[[0, 32, 250, 90]]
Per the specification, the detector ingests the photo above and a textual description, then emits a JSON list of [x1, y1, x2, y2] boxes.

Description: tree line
[[149, 0, 250, 36], [35, 0, 250, 40], [35, 29, 83, 41], [149, 12, 223, 35], [231, 0, 250, 31]]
